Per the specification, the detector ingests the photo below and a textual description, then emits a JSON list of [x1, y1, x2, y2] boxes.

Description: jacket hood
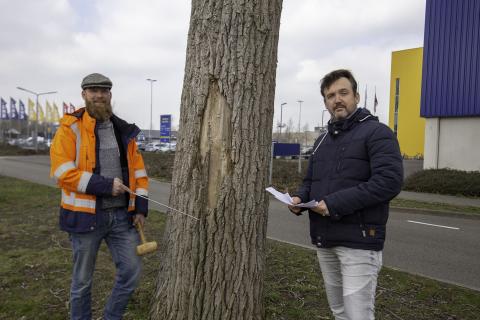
[[327, 108, 377, 135]]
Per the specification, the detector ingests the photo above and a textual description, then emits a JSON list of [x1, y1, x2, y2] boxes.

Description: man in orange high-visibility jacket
[[50, 73, 149, 319]]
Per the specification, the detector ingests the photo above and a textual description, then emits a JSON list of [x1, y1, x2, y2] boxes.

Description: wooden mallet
[[135, 223, 158, 256]]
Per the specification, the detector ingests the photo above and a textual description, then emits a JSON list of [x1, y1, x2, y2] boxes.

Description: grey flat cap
[[81, 73, 113, 89]]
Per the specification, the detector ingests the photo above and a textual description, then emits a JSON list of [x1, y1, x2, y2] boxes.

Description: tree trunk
[[150, 1, 283, 319]]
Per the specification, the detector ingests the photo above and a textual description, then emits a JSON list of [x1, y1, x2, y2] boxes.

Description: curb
[[384, 265, 480, 292], [390, 206, 480, 220]]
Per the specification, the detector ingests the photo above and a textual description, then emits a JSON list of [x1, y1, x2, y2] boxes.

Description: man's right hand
[[288, 196, 302, 215], [112, 177, 126, 196]]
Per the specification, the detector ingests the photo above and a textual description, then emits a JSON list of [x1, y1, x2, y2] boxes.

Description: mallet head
[[136, 241, 158, 256]]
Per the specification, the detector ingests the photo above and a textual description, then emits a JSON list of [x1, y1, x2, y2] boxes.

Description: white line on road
[[407, 220, 460, 230]]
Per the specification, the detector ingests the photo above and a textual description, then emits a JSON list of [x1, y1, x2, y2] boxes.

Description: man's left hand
[[311, 200, 330, 216], [133, 214, 146, 228]]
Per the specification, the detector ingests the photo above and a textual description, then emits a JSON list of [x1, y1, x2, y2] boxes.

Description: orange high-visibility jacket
[[50, 108, 148, 233]]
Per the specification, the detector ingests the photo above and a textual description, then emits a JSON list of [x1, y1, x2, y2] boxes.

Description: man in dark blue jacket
[[289, 69, 403, 320]]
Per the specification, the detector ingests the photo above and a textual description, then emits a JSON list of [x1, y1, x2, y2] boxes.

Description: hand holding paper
[[265, 187, 318, 208]]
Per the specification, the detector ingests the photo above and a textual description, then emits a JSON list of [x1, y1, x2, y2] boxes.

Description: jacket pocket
[[326, 222, 385, 244], [61, 209, 77, 228], [363, 224, 386, 242]]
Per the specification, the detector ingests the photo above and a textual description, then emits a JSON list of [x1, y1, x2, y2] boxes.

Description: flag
[[63, 102, 69, 115], [69, 103, 76, 113], [46, 101, 53, 123], [52, 102, 60, 123], [1, 97, 9, 120], [19, 100, 28, 121], [374, 92, 378, 115], [10, 97, 18, 120], [363, 85, 368, 109], [38, 102, 45, 122], [28, 98, 37, 121]]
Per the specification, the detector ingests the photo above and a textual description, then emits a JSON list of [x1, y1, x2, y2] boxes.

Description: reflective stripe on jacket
[[50, 108, 149, 232]]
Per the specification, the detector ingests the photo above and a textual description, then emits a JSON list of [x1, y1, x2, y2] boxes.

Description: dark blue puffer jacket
[[295, 108, 403, 251]]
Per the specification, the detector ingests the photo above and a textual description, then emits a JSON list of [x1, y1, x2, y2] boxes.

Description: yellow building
[[388, 48, 425, 158]]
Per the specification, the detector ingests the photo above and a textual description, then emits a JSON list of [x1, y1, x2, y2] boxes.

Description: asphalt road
[[1, 155, 479, 291]]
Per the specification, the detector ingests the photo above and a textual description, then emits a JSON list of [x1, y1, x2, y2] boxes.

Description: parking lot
[[137, 140, 176, 153]]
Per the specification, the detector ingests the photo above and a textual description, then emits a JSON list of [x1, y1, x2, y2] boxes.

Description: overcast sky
[[0, 0, 426, 132]]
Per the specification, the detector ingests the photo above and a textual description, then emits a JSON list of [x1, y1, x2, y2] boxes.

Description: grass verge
[[1, 176, 479, 319], [391, 198, 480, 216], [140, 151, 174, 182], [0, 143, 49, 156]]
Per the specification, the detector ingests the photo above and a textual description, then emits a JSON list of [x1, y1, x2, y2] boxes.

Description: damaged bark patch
[[200, 80, 233, 209]]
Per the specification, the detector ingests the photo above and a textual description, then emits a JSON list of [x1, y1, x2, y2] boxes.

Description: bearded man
[[50, 73, 149, 319]]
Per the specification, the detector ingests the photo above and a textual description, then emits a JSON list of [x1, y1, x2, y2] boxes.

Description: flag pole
[[364, 85, 368, 109]]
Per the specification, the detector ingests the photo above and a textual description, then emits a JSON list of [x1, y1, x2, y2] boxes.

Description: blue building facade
[[421, 0, 480, 118]]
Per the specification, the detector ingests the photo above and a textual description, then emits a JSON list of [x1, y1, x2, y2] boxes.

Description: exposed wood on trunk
[[200, 81, 233, 208]]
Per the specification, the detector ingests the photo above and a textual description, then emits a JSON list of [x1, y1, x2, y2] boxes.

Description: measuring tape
[[123, 186, 199, 221]]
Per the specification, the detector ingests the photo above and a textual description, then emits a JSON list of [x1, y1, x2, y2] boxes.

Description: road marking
[[407, 220, 460, 230]]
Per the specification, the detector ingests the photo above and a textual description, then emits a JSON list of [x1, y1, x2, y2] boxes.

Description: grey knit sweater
[[97, 119, 125, 209]]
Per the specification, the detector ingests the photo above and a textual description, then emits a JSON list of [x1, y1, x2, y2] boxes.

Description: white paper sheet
[[265, 187, 318, 208]]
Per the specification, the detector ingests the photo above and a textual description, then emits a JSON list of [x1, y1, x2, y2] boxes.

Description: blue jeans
[[317, 247, 382, 320], [69, 207, 141, 320]]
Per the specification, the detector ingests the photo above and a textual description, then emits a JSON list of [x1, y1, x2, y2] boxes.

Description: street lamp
[[279, 102, 287, 139], [16, 86, 57, 152], [146, 78, 157, 142], [321, 109, 329, 129], [297, 100, 303, 174], [297, 100, 303, 138]]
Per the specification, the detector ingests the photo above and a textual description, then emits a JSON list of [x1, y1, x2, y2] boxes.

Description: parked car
[[301, 145, 313, 154], [158, 144, 171, 152], [301, 146, 314, 159], [159, 142, 179, 152], [136, 141, 146, 151], [145, 142, 162, 152], [7, 138, 21, 146]]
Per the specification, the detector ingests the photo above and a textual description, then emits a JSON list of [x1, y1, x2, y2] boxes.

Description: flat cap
[[81, 73, 113, 89]]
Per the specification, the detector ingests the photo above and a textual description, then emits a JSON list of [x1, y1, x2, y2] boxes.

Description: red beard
[[85, 100, 112, 121]]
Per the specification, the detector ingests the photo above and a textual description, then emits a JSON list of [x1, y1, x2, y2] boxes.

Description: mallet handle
[[136, 223, 147, 244]]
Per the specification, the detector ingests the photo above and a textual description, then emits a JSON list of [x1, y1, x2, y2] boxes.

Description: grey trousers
[[317, 247, 382, 320]]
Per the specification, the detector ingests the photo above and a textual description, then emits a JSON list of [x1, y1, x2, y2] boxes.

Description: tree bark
[[150, 1, 283, 319]]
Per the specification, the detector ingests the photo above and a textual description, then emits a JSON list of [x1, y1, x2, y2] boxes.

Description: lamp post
[[146, 78, 157, 142], [16, 87, 57, 152], [321, 109, 329, 129], [279, 102, 287, 140], [297, 100, 303, 173], [297, 100, 303, 140]]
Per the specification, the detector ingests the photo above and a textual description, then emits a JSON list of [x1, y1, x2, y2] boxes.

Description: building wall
[[388, 48, 425, 158], [424, 117, 480, 171], [421, 0, 480, 172], [421, 0, 480, 117]]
